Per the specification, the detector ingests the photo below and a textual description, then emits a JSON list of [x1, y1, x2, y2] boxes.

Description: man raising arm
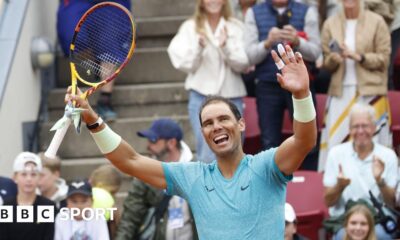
[[66, 44, 317, 239]]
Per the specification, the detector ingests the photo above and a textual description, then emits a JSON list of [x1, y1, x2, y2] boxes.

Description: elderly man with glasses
[[323, 103, 398, 239]]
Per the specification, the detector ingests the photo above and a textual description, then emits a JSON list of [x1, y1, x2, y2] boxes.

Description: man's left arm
[[271, 45, 317, 176]]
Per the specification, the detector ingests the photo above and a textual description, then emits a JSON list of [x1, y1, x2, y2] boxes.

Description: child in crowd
[[0, 152, 55, 240], [54, 179, 109, 240], [38, 152, 68, 209], [90, 164, 122, 238], [284, 203, 309, 240]]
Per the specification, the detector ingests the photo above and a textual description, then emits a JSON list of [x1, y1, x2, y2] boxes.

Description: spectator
[[244, 0, 320, 152], [37, 153, 68, 209], [284, 203, 309, 240], [56, 0, 131, 121], [90, 164, 122, 239], [0, 152, 55, 240], [342, 204, 377, 240], [116, 118, 197, 240], [0, 176, 17, 205], [168, 0, 249, 163], [318, 0, 392, 170], [323, 103, 397, 239], [231, 0, 259, 21], [54, 179, 109, 240]]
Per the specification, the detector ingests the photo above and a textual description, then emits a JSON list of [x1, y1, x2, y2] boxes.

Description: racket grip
[[44, 118, 72, 159]]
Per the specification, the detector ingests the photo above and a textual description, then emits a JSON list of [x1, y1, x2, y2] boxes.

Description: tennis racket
[[45, 2, 136, 158]]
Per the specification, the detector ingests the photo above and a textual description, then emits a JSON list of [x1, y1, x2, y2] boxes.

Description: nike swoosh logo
[[241, 185, 250, 191], [205, 186, 215, 192]]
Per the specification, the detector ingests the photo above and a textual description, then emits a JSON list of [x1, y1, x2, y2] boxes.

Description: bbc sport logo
[[0, 206, 117, 223]]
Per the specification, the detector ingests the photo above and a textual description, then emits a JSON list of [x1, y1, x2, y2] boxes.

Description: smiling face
[[200, 102, 245, 158], [202, 0, 225, 16], [349, 111, 375, 149], [345, 212, 370, 240]]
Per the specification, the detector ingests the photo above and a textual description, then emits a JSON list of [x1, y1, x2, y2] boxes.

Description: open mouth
[[213, 134, 229, 145]]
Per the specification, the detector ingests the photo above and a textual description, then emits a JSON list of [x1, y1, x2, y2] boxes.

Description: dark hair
[[198, 96, 242, 126]]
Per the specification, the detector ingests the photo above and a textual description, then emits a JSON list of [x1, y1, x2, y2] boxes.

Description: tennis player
[[66, 44, 317, 239]]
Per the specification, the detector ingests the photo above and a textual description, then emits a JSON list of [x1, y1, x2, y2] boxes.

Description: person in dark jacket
[[115, 119, 197, 240]]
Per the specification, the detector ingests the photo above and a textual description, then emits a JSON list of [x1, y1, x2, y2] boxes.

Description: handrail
[[0, 0, 5, 25], [0, 0, 29, 107]]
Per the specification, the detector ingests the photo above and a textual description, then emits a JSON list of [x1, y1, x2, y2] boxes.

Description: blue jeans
[[255, 81, 293, 150], [188, 90, 243, 163], [334, 224, 392, 240]]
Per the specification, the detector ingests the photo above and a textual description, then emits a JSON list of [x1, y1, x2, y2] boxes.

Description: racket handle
[[44, 118, 72, 159]]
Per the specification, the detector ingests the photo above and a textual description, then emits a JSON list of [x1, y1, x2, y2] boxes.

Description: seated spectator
[[89, 164, 122, 238], [323, 103, 398, 239], [342, 204, 377, 240], [54, 179, 109, 240], [0, 176, 17, 205], [37, 153, 68, 209], [285, 203, 309, 240], [0, 152, 55, 240]]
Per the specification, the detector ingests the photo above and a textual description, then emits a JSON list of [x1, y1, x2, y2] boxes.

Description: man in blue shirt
[[67, 45, 317, 239]]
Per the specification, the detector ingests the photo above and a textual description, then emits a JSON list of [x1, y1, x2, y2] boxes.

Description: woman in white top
[[168, 0, 249, 163]]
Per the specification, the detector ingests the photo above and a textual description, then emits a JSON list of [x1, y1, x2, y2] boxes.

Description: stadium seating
[[286, 170, 328, 240], [388, 90, 400, 155], [242, 97, 262, 154]]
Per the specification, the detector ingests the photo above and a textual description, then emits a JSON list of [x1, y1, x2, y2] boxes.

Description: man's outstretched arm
[[67, 90, 167, 189], [272, 44, 317, 176]]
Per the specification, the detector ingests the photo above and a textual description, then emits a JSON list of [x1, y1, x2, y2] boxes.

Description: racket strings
[[72, 5, 133, 82]]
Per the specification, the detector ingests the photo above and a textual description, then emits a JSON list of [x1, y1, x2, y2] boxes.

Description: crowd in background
[[1, 0, 400, 239]]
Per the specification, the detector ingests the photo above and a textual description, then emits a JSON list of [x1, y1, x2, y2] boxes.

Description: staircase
[[38, 0, 196, 207]]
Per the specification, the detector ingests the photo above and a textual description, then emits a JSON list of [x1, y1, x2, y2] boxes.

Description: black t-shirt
[[0, 195, 56, 240]]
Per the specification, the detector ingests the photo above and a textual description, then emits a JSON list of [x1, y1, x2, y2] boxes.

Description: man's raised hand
[[271, 44, 309, 99]]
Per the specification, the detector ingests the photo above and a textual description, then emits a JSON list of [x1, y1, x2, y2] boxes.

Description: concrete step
[[39, 116, 194, 159], [46, 82, 188, 121], [136, 16, 186, 38], [55, 48, 185, 87], [47, 82, 187, 109], [49, 101, 188, 122], [132, 0, 195, 18], [135, 36, 172, 48]]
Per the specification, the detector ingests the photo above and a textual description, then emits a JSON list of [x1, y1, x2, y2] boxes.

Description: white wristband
[[90, 125, 122, 154], [292, 92, 316, 123]]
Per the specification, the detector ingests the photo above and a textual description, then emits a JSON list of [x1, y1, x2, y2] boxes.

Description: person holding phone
[[318, 0, 392, 171], [244, 0, 320, 163]]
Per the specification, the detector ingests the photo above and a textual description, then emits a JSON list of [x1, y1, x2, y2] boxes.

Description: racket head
[[70, 2, 136, 97]]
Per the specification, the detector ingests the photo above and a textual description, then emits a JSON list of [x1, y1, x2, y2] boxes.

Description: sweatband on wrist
[[292, 92, 316, 123], [90, 125, 122, 154]]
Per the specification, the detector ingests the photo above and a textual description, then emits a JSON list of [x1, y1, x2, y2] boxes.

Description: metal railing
[[0, 0, 7, 26]]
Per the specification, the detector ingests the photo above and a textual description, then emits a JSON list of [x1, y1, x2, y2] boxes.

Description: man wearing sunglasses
[[116, 118, 197, 240]]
